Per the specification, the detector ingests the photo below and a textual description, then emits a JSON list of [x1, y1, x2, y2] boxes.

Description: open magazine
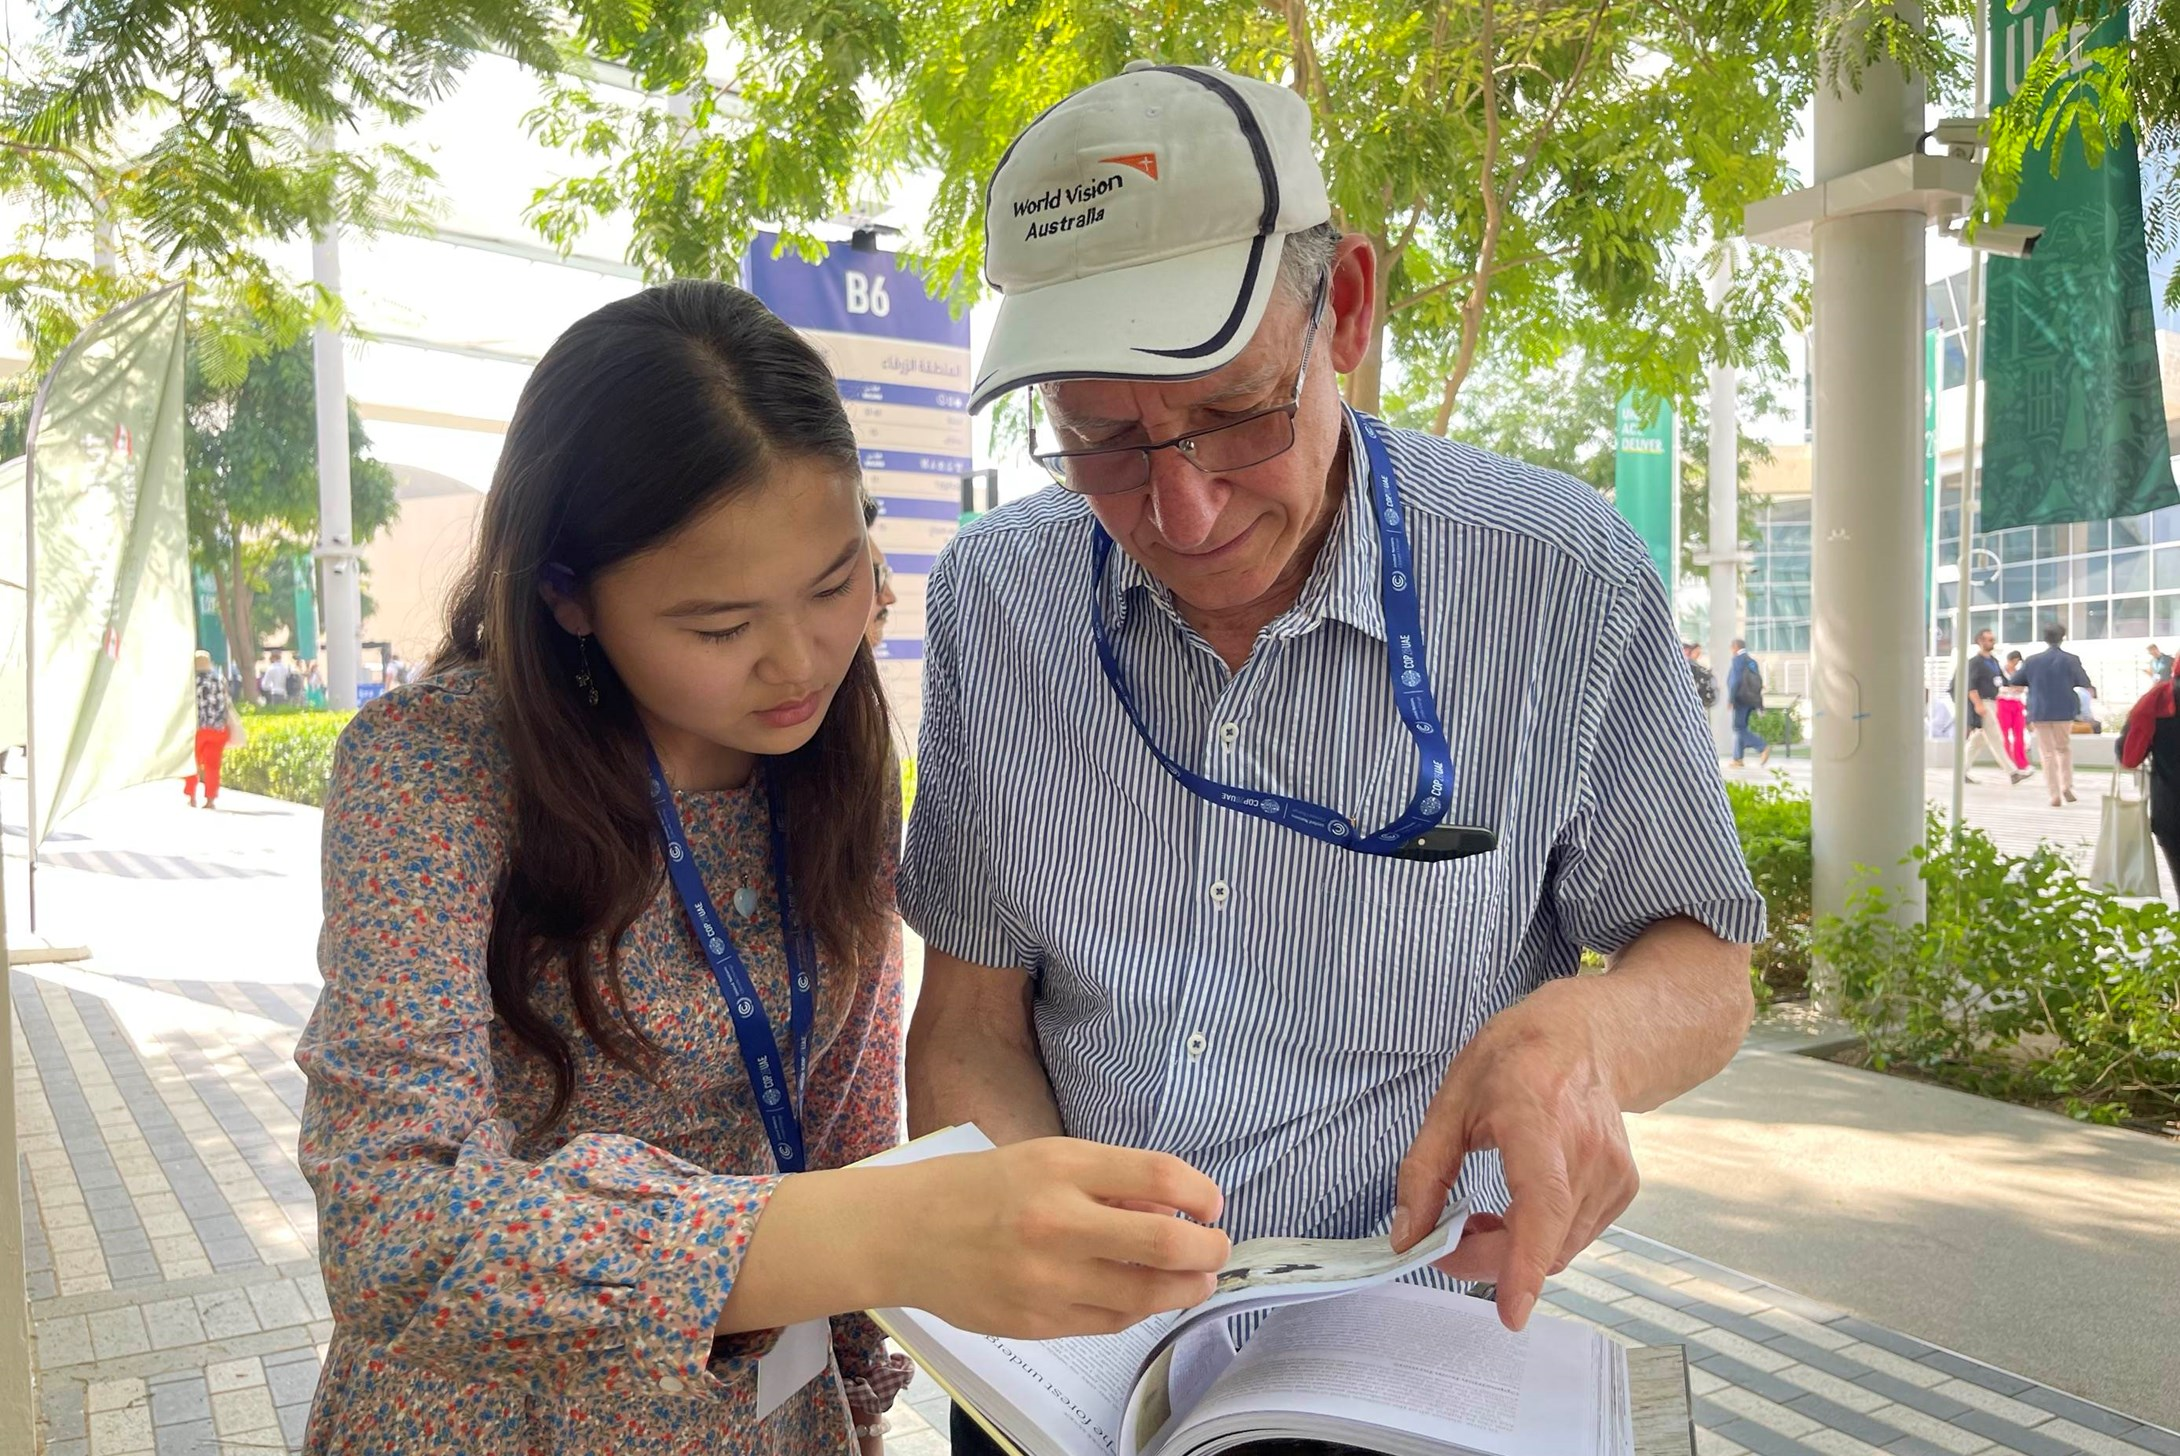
[[864, 1126, 1634, 1456]]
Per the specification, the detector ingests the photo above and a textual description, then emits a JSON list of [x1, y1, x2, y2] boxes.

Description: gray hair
[[1275, 222, 1342, 306]]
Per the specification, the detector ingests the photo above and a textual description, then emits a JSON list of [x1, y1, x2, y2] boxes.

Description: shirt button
[[659, 1375, 686, 1395], [1186, 1032, 1208, 1059], [1219, 721, 1239, 748], [1209, 880, 1229, 907]]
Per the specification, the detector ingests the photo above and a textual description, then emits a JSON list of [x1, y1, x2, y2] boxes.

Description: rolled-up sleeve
[[1548, 556, 1768, 955], [297, 686, 777, 1401], [899, 549, 1039, 972]]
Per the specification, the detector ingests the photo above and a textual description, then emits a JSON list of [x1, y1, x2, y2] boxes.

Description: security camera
[[1961, 222, 2043, 258], [1923, 116, 1988, 158]]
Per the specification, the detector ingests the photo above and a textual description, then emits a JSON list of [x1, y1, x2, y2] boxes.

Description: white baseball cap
[[968, 62, 1332, 415]]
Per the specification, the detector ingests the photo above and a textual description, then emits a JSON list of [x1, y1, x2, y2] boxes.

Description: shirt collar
[[1096, 407, 1391, 643]]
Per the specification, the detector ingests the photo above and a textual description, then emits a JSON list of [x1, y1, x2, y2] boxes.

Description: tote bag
[[2090, 768, 2161, 898]]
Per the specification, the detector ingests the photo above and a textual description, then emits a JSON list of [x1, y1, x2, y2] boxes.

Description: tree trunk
[[228, 539, 258, 704]]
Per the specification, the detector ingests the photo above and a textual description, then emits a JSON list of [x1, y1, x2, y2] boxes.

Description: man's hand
[[1390, 984, 1635, 1332], [1389, 918, 1754, 1333]]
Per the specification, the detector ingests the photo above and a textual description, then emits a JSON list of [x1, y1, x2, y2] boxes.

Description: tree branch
[[1390, 240, 1584, 315], [1282, 0, 1336, 119], [1432, 0, 1502, 436], [1505, 0, 1613, 202]]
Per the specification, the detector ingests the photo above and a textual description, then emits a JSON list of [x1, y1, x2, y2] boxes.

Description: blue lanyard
[[1090, 410, 1455, 856], [645, 750, 815, 1172]]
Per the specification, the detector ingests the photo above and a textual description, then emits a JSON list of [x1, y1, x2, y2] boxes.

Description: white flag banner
[[23, 284, 194, 851]]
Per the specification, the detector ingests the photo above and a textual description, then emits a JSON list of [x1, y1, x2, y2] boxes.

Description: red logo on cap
[[1099, 153, 1159, 180]]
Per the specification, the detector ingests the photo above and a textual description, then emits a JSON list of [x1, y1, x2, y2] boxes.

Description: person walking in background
[[260, 649, 293, 706], [2013, 623, 2096, 807], [1728, 638, 1769, 767], [2147, 643, 2173, 685], [182, 649, 231, 809], [862, 496, 897, 654], [1685, 642, 1718, 710], [1997, 651, 2031, 769], [2121, 671, 2180, 891], [1956, 629, 2030, 785]]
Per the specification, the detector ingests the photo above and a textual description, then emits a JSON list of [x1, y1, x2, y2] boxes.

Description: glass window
[[1970, 609, 2000, 641], [2113, 596, 2152, 638], [1769, 497, 1811, 524], [1772, 524, 1811, 550], [2087, 601, 2111, 639], [2113, 549, 2151, 595], [1971, 577, 2000, 606], [2089, 519, 2110, 549], [2003, 605, 2034, 643], [2079, 555, 2108, 595], [2035, 560, 2066, 598], [2157, 545, 2180, 589], [2035, 524, 2069, 557], [2156, 506, 2180, 544], [2113, 513, 2152, 549], [2071, 601, 2092, 639], [1940, 503, 1962, 541], [2001, 564, 2033, 603], [1997, 527, 2036, 560], [2070, 523, 2091, 553], [2159, 595, 2180, 637], [1938, 582, 1958, 611]]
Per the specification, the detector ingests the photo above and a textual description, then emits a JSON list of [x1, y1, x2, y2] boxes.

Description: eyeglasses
[[1032, 271, 1330, 497]]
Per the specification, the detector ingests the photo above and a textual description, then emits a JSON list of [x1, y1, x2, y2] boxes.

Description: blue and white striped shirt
[[900, 413, 1764, 1248]]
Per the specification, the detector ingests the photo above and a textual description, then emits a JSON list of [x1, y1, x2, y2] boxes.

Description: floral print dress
[[297, 667, 911, 1455]]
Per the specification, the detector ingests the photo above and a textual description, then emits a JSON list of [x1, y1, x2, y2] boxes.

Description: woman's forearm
[[715, 1166, 916, 1334]]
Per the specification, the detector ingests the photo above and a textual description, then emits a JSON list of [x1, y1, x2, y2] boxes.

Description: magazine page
[[1148, 1282, 1618, 1456]]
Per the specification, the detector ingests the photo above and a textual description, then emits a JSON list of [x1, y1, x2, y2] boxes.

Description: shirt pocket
[[1301, 846, 1500, 1060]]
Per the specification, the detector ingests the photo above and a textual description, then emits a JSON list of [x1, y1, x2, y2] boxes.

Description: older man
[[900, 63, 1763, 1435]]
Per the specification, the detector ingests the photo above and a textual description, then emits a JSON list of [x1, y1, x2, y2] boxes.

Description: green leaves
[[1814, 813, 2180, 1130]]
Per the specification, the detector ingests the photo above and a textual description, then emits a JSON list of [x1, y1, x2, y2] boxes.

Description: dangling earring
[[574, 635, 600, 707]]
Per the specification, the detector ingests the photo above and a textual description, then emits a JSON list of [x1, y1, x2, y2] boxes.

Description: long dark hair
[[435, 281, 894, 1133]]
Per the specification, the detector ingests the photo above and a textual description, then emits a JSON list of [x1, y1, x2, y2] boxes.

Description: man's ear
[[1326, 232, 1378, 378]]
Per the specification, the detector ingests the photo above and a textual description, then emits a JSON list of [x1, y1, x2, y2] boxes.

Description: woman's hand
[[895, 1138, 1231, 1339]]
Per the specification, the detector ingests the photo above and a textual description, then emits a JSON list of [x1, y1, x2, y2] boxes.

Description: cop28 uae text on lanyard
[[644, 747, 814, 1172], [1090, 410, 1497, 864]]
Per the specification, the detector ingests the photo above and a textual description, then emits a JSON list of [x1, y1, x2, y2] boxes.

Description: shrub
[[1722, 778, 1813, 1004], [1749, 705, 1802, 747], [223, 710, 353, 808], [1814, 824, 2180, 1128]]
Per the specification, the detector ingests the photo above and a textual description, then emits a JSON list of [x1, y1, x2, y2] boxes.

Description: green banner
[[292, 551, 317, 664], [1924, 328, 1939, 635], [1981, 1, 2178, 529], [1613, 392, 1679, 589], [194, 566, 227, 666]]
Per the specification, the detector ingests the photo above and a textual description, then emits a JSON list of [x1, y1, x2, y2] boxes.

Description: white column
[[0, 908, 34, 1455], [1810, 0, 1929, 940], [1707, 249, 1741, 757], [312, 139, 361, 711]]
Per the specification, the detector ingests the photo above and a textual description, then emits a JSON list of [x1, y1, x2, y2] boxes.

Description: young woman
[[297, 282, 1231, 1456]]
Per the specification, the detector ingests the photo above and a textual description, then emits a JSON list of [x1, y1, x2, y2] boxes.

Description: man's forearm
[[906, 954, 1066, 1144], [1535, 916, 1754, 1113]]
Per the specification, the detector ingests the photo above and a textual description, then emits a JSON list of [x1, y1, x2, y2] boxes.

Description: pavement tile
[[1932, 1378, 2066, 1429], [1847, 1345, 1957, 1391], [140, 1298, 207, 1351], [87, 1403, 154, 1455], [246, 1279, 312, 1332], [1921, 1350, 2037, 1398], [1688, 1327, 1800, 1374], [2010, 1389, 2148, 1439], [210, 1385, 279, 1438], [1949, 1408, 2078, 1456], [2043, 1418, 2180, 1456], [87, 1378, 147, 1413], [1706, 1386, 1826, 1439], [195, 1289, 260, 1340], [1777, 1364, 1895, 1414], [264, 1356, 322, 1408], [85, 1307, 150, 1361], [1709, 1419, 1833, 1456], [1834, 1317, 1941, 1362], [1858, 1374, 1974, 1421], [1753, 1308, 1858, 1352], [1865, 1403, 1998, 1455], [1544, 1289, 1637, 1327], [2114, 1426, 2180, 1456], [1784, 1394, 1925, 1451], [278, 1401, 312, 1448], [1768, 1336, 1878, 1383], [151, 1419, 220, 1456], [1697, 1354, 1814, 1407], [148, 1376, 211, 1427], [36, 1313, 95, 1368], [1697, 1429, 1753, 1456], [203, 1358, 264, 1395]]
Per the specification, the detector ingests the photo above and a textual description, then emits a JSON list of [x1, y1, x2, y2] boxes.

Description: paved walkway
[[8, 778, 2177, 1456]]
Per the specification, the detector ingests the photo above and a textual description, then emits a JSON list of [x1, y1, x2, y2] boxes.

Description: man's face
[[1977, 631, 1995, 655], [1040, 237, 1376, 616]]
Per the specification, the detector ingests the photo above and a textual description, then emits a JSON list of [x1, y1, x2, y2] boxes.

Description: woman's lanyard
[[1090, 411, 1493, 864], [644, 750, 815, 1172]]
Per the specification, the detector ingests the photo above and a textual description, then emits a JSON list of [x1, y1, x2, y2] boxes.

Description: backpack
[[1732, 656, 1765, 709], [1691, 663, 1718, 709]]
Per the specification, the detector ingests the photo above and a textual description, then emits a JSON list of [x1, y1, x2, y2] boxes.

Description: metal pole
[[0, 885, 35, 1445], [311, 128, 361, 711], [1948, 0, 1992, 849], [21, 414, 32, 935], [1810, 0, 1930, 949], [1707, 248, 1742, 758]]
